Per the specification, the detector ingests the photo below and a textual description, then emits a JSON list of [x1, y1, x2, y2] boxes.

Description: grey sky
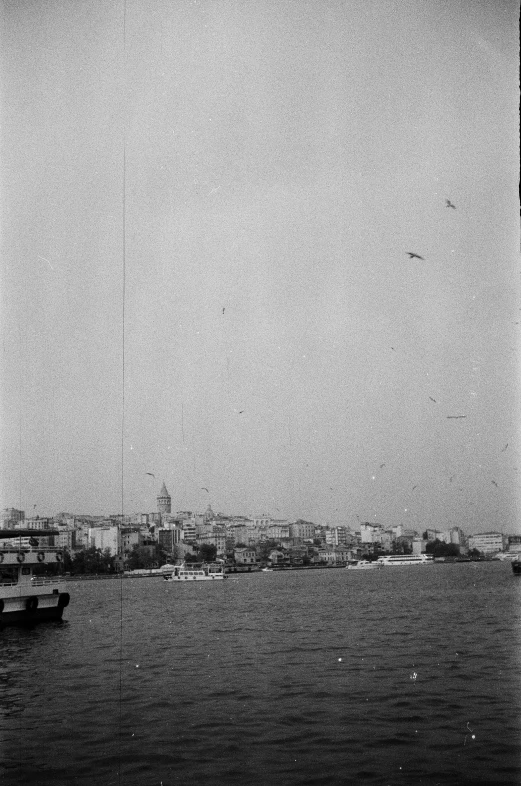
[[1, 0, 519, 533]]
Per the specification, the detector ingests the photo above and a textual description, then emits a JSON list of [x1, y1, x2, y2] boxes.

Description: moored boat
[[0, 530, 70, 627], [163, 562, 226, 581], [376, 554, 434, 567]]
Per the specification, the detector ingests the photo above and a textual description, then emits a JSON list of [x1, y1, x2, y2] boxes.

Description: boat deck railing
[[0, 546, 63, 552]]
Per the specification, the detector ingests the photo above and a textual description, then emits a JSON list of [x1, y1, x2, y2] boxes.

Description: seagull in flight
[[445, 199, 456, 209], [406, 252, 425, 260], [145, 472, 155, 478], [201, 487, 209, 492]]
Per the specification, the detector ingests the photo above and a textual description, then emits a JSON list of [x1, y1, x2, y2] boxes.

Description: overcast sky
[[1, 0, 519, 534]]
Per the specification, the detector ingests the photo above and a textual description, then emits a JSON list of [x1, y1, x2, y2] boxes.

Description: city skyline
[[1, 1, 519, 535]]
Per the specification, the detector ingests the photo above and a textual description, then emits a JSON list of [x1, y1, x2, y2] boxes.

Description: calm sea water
[[1, 562, 520, 785]]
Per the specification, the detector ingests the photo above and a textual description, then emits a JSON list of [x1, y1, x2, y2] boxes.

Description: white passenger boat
[[346, 560, 383, 570], [163, 563, 226, 581], [261, 567, 274, 572], [0, 530, 70, 626], [376, 554, 434, 567]]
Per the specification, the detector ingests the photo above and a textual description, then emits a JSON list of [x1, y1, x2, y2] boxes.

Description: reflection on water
[[1, 563, 520, 785]]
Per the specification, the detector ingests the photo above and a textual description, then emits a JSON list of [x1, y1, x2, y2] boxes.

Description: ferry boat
[[0, 530, 70, 626], [376, 554, 434, 567], [163, 563, 226, 581], [346, 560, 383, 570]]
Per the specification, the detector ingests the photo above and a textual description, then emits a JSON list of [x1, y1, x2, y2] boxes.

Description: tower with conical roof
[[157, 482, 171, 515]]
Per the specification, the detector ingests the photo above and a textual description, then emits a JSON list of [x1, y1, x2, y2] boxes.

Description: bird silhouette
[[491, 480, 498, 487], [446, 199, 456, 209], [145, 472, 155, 478], [406, 252, 425, 260], [429, 397, 437, 403]]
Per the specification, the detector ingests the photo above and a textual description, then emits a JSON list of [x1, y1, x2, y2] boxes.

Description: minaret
[[157, 482, 171, 515]]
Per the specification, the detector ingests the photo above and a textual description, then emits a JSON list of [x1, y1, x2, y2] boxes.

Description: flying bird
[[201, 487, 209, 492], [380, 463, 385, 469], [429, 397, 437, 403], [145, 473, 155, 478], [445, 199, 456, 209], [412, 485, 418, 491], [491, 480, 498, 487], [406, 252, 425, 260], [447, 415, 467, 419], [501, 443, 508, 452]]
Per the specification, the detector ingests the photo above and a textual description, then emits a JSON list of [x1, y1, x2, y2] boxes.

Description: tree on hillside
[[126, 544, 165, 570], [71, 546, 114, 574], [257, 539, 279, 562], [198, 543, 217, 562], [425, 539, 460, 558]]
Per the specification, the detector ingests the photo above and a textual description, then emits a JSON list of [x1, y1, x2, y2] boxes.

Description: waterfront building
[[268, 521, 290, 540], [157, 483, 172, 516], [326, 527, 352, 546], [425, 528, 445, 541], [20, 516, 54, 530], [233, 547, 257, 565], [360, 523, 385, 543], [158, 527, 181, 553], [334, 545, 351, 563], [57, 530, 76, 550], [448, 527, 465, 545], [251, 514, 271, 528], [317, 547, 336, 564], [0, 508, 25, 528], [181, 520, 196, 542], [120, 529, 140, 554], [289, 520, 315, 540], [89, 526, 121, 556], [197, 532, 226, 555], [467, 531, 504, 555], [507, 534, 521, 554]]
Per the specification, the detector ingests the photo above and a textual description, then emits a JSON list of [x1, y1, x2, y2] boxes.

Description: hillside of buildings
[[2, 484, 520, 574]]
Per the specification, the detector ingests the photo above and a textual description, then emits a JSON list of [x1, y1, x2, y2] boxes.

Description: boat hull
[[0, 604, 65, 627]]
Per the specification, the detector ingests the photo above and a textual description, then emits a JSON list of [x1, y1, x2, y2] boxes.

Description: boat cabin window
[[0, 566, 19, 584]]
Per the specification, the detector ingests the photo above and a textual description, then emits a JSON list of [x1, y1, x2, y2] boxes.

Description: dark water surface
[[1, 563, 520, 785]]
